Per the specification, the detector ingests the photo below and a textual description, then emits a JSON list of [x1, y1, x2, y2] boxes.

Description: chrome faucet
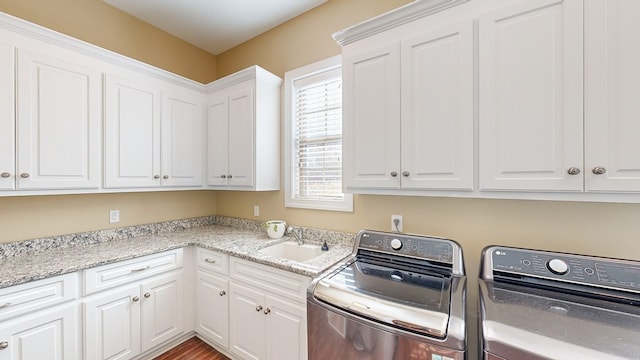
[[287, 226, 304, 245]]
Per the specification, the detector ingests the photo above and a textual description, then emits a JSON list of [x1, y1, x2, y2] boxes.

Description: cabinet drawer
[[0, 273, 78, 322], [197, 248, 229, 275], [84, 248, 183, 295], [230, 257, 310, 303]]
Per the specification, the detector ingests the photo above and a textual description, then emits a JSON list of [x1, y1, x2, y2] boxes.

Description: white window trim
[[284, 55, 353, 212]]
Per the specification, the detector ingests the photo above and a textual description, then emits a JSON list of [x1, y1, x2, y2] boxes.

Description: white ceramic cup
[[265, 220, 286, 239]]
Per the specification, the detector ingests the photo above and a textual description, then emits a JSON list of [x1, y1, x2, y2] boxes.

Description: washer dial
[[547, 258, 569, 275], [390, 238, 403, 250]]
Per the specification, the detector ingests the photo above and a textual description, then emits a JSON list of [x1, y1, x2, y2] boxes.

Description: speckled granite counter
[[0, 216, 355, 289]]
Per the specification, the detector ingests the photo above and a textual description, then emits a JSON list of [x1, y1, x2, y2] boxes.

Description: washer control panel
[[357, 231, 454, 263], [490, 247, 640, 293]]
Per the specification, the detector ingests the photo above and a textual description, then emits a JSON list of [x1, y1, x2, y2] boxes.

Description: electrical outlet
[[109, 209, 120, 224], [391, 214, 403, 232], [253, 205, 260, 217]]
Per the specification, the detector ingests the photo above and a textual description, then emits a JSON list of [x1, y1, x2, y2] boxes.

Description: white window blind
[[292, 68, 343, 202]]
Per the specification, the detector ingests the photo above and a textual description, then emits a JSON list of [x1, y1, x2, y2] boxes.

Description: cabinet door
[[401, 21, 474, 191], [227, 83, 255, 188], [343, 44, 401, 190], [140, 273, 184, 352], [84, 284, 141, 360], [16, 49, 101, 190], [229, 282, 265, 360], [104, 74, 161, 188], [196, 271, 229, 348], [207, 91, 229, 187], [585, 0, 640, 192], [265, 295, 307, 360], [0, 42, 14, 190], [478, 0, 584, 191], [161, 86, 203, 187], [0, 303, 78, 360]]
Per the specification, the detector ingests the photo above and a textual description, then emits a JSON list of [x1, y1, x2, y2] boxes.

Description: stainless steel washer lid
[[480, 280, 640, 360], [313, 257, 452, 338]]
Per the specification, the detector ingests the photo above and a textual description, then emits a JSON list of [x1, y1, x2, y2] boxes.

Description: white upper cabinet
[[0, 42, 15, 190], [16, 49, 102, 190], [584, 0, 640, 192], [104, 74, 162, 188], [343, 43, 401, 190], [400, 21, 474, 190], [478, 0, 584, 192], [161, 85, 204, 187], [105, 74, 203, 189], [206, 66, 281, 191], [342, 19, 474, 192]]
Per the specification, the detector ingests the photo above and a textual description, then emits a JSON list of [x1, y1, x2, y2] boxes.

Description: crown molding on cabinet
[[332, 0, 469, 46], [205, 65, 282, 93], [0, 11, 205, 92]]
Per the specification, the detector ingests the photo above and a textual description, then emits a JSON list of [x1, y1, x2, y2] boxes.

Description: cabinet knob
[[0, 172, 9, 178], [144, 293, 151, 299], [163, 175, 169, 179], [402, 171, 410, 177], [263, 308, 271, 315], [228, 174, 233, 179], [0, 341, 7, 350], [255, 305, 263, 312], [221, 174, 226, 179], [153, 175, 160, 179], [390, 171, 398, 177], [132, 296, 140, 302], [219, 290, 226, 296], [19, 173, 29, 178], [592, 167, 607, 175], [567, 167, 581, 175]]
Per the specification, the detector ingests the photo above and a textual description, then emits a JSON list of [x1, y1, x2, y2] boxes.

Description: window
[[284, 55, 353, 212]]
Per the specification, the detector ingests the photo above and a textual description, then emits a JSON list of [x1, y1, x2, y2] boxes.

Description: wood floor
[[153, 337, 231, 360]]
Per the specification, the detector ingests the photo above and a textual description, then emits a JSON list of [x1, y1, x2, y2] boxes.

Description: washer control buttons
[[584, 267, 595, 276], [390, 238, 403, 250], [522, 259, 531, 266], [547, 258, 570, 275]]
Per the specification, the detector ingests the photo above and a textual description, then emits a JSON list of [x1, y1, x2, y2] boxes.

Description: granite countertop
[[0, 218, 355, 289]]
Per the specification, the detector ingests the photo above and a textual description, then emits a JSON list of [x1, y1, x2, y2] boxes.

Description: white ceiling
[[103, 0, 328, 55]]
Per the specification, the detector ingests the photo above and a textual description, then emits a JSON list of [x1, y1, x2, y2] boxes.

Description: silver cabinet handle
[[132, 296, 140, 302], [567, 167, 581, 175], [20, 173, 29, 178], [592, 167, 607, 175], [0, 341, 7, 350], [204, 258, 216, 264], [0, 302, 11, 309], [153, 175, 160, 179], [402, 171, 410, 177], [130, 266, 150, 273], [163, 175, 169, 179], [0, 172, 9, 178], [219, 290, 226, 296], [263, 308, 271, 315], [390, 171, 398, 177], [256, 305, 263, 312], [144, 293, 151, 298]]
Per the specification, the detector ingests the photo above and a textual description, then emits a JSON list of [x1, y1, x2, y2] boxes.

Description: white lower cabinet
[[0, 303, 79, 360], [84, 271, 184, 360], [228, 258, 310, 360], [196, 270, 229, 348]]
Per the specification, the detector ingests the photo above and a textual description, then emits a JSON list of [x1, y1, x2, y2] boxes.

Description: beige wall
[[0, 0, 218, 243], [0, 0, 218, 83]]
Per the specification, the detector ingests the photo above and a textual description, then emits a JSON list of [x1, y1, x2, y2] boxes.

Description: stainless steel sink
[[259, 241, 322, 262]]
